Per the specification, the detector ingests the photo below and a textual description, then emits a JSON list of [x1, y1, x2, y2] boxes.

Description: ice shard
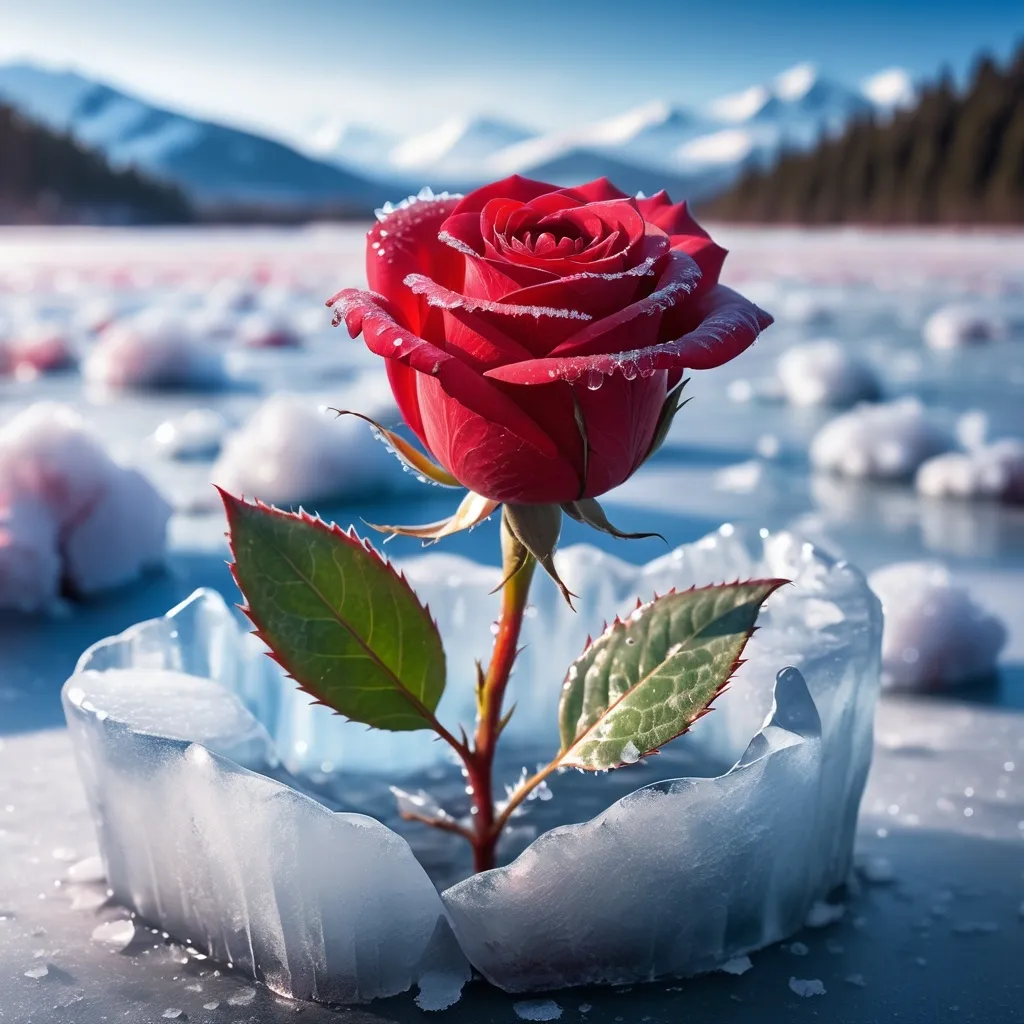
[[64, 527, 881, 996]]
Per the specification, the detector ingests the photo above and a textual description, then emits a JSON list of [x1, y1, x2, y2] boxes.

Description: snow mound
[[923, 305, 999, 350], [0, 403, 170, 610], [810, 399, 954, 479], [916, 440, 1024, 504], [237, 311, 302, 349], [84, 311, 228, 390], [868, 561, 1007, 690], [210, 382, 416, 506], [152, 409, 229, 460], [4, 322, 77, 377], [777, 340, 881, 407]]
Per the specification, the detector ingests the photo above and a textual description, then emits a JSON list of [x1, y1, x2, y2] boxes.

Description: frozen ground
[[0, 225, 1023, 1019]]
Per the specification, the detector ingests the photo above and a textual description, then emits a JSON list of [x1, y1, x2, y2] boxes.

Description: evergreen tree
[[702, 43, 1023, 225], [0, 104, 192, 224]]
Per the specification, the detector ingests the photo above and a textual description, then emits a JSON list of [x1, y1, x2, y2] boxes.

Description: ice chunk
[[64, 669, 277, 768], [91, 919, 135, 949], [719, 955, 753, 975], [776, 340, 881, 407], [513, 999, 564, 1021], [442, 668, 859, 991], [211, 384, 418, 506], [23, 965, 48, 980], [152, 409, 229, 460], [414, 971, 466, 1011], [868, 561, 1007, 690], [66, 527, 880, 995], [789, 977, 826, 997], [916, 440, 1024, 504], [61, 663, 469, 1004], [84, 311, 227, 390], [805, 900, 845, 928], [923, 305, 998, 350], [0, 403, 170, 609], [811, 399, 954, 479]]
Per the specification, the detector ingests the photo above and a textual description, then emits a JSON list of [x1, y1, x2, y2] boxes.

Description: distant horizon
[[1, 0, 1019, 150], [0, 54, 988, 158]]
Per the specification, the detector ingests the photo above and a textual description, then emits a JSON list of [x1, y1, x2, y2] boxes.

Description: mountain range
[[0, 61, 916, 214]]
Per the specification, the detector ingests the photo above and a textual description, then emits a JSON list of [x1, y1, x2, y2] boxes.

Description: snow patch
[[810, 399, 954, 479], [513, 999, 563, 1021], [84, 311, 228, 390], [0, 403, 170, 611], [916, 440, 1024, 504], [210, 381, 418, 506], [868, 561, 1008, 690], [776, 340, 881, 407], [152, 409, 229, 460], [923, 305, 1000, 350], [789, 977, 826, 997]]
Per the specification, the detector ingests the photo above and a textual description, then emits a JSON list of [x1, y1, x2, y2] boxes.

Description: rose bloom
[[332, 176, 771, 505]]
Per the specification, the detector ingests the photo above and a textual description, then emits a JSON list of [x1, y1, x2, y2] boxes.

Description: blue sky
[[1, 0, 1020, 142]]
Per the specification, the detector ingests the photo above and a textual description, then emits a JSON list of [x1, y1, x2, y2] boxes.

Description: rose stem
[[464, 541, 537, 873]]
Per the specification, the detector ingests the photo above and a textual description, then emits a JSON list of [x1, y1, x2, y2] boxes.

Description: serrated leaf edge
[[557, 578, 789, 770], [218, 487, 446, 726]]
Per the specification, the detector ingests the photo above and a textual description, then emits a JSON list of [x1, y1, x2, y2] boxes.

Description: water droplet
[[621, 361, 638, 381], [585, 369, 603, 391]]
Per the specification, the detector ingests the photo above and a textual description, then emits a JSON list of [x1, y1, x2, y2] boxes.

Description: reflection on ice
[[63, 527, 881, 997]]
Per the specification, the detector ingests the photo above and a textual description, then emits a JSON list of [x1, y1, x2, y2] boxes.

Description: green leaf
[[643, 378, 690, 462], [557, 579, 787, 770], [221, 490, 446, 732]]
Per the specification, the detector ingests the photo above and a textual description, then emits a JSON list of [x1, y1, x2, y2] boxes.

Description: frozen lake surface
[[1, 225, 1023, 1020]]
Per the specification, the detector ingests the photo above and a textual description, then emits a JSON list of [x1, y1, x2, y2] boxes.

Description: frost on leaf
[[556, 580, 787, 771]]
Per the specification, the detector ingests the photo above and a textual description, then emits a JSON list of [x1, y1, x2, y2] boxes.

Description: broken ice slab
[[64, 527, 881, 996], [444, 667, 829, 991], [62, 666, 469, 1004]]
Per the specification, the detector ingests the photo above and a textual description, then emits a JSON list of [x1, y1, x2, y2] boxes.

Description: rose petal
[[558, 177, 633, 203], [365, 193, 463, 333], [404, 273, 589, 362], [636, 193, 727, 288], [330, 287, 562, 460], [448, 174, 561, 218], [547, 251, 702, 360], [482, 285, 773, 385]]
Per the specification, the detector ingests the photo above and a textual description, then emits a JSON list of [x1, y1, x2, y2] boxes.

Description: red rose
[[331, 175, 771, 505]]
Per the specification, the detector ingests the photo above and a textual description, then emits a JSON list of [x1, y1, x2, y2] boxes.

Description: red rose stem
[[465, 545, 537, 873]]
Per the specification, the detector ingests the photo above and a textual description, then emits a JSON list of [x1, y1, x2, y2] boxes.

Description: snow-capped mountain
[[387, 116, 535, 181], [861, 68, 917, 112], [306, 121, 396, 171], [0, 59, 920, 212], [0, 64, 386, 210]]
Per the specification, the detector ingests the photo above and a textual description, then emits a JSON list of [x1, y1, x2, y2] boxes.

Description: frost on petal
[[484, 285, 772, 386]]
